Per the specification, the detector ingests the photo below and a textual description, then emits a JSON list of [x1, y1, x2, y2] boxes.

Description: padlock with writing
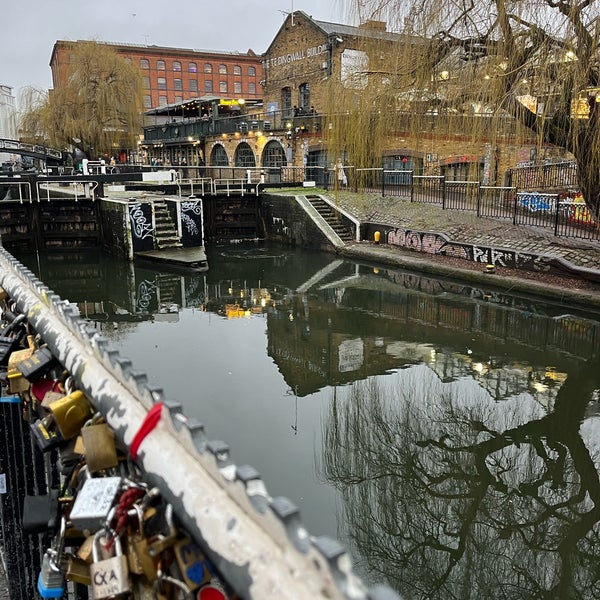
[[17, 345, 59, 381], [48, 389, 93, 440], [91, 529, 131, 599], [81, 413, 119, 473], [30, 414, 66, 452], [37, 516, 66, 599]]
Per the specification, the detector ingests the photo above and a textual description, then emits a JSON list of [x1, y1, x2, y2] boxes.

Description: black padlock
[[17, 346, 59, 381], [30, 416, 66, 452], [22, 489, 60, 534]]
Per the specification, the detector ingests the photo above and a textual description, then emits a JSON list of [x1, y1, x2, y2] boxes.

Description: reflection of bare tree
[[320, 363, 600, 599]]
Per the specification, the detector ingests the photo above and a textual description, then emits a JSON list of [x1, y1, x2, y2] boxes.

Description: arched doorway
[[262, 140, 287, 183], [234, 142, 256, 170]]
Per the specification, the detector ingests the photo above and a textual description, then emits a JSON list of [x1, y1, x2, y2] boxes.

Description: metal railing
[[356, 170, 599, 242]]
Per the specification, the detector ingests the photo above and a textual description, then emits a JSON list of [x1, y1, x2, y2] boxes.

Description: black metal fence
[[356, 169, 599, 242]]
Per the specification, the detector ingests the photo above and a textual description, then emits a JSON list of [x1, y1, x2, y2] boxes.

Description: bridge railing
[[0, 246, 401, 600]]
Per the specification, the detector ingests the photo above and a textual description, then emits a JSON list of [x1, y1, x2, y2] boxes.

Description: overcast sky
[[3, 1, 347, 100]]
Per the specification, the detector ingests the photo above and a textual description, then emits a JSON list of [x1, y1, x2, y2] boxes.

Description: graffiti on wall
[[386, 228, 555, 272], [129, 202, 154, 252]]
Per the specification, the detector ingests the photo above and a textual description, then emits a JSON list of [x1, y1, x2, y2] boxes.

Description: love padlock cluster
[[31, 478, 234, 599], [0, 292, 235, 599]]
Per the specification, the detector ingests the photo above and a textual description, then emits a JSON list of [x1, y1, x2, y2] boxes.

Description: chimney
[[359, 20, 387, 32]]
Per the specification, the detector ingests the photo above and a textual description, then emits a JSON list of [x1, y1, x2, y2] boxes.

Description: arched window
[[219, 64, 227, 75], [210, 144, 229, 166], [173, 61, 182, 71], [234, 142, 256, 168], [233, 65, 241, 75], [140, 59, 150, 69], [188, 62, 198, 73], [157, 60, 166, 70], [262, 141, 287, 167], [248, 66, 256, 76], [204, 63, 213, 73]]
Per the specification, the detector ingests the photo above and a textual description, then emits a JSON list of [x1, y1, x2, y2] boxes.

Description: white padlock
[[90, 528, 131, 599]]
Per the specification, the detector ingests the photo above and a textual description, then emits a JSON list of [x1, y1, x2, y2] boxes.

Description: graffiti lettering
[[129, 203, 153, 240]]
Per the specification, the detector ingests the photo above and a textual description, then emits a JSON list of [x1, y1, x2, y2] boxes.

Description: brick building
[[50, 41, 262, 110]]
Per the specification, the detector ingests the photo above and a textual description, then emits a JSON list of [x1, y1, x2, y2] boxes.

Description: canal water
[[14, 243, 600, 599]]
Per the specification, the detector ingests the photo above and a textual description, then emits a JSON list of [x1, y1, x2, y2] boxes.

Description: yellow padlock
[[48, 390, 93, 440]]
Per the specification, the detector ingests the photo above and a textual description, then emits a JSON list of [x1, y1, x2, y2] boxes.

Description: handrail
[[0, 246, 401, 600]]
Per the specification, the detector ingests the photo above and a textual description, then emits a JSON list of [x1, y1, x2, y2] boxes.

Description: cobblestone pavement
[[328, 192, 600, 271]]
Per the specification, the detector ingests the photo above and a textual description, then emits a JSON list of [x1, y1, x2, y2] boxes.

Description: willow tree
[[328, 0, 600, 217], [19, 41, 142, 160]]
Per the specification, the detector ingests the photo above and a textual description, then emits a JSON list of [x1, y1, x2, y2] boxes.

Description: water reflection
[[15, 244, 600, 599]]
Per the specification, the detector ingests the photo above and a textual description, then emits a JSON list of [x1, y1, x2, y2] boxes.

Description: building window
[[219, 64, 227, 75], [234, 82, 242, 94], [158, 95, 168, 106], [205, 80, 213, 93], [233, 65, 241, 75], [189, 79, 198, 92], [299, 82, 310, 112], [158, 77, 167, 90], [174, 78, 182, 91], [263, 140, 287, 167], [140, 59, 150, 69], [248, 66, 256, 76], [189, 62, 197, 73], [282, 87, 292, 118], [210, 144, 229, 166], [143, 95, 152, 108], [235, 142, 256, 168], [248, 83, 256, 95], [175, 95, 183, 103], [142, 76, 150, 89], [173, 61, 182, 71], [219, 81, 228, 93], [204, 63, 213, 73], [124, 58, 132, 64], [157, 60, 166, 70]]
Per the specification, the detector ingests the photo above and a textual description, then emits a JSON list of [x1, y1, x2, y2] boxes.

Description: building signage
[[263, 44, 329, 69]]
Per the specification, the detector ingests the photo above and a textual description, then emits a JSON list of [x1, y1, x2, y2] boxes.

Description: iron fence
[[507, 161, 578, 190], [354, 170, 599, 242]]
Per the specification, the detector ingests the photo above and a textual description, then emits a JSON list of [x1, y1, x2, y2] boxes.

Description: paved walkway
[[331, 193, 600, 272]]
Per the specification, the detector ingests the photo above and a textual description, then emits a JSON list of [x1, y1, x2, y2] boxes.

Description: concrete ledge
[[338, 242, 600, 312]]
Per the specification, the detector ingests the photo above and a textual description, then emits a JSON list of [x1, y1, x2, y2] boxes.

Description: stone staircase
[[153, 201, 182, 249], [306, 196, 355, 243]]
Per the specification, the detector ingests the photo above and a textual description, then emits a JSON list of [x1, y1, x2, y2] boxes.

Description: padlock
[[69, 476, 122, 532], [37, 516, 66, 598], [22, 488, 59, 534], [66, 553, 92, 585], [81, 415, 119, 473], [7, 334, 36, 392], [17, 345, 59, 381], [147, 503, 179, 558], [126, 504, 157, 580], [30, 415, 66, 452], [48, 389, 93, 440], [173, 536, 212, 590], [90, 529, 131, 599], [76, 533, 96, 563]]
